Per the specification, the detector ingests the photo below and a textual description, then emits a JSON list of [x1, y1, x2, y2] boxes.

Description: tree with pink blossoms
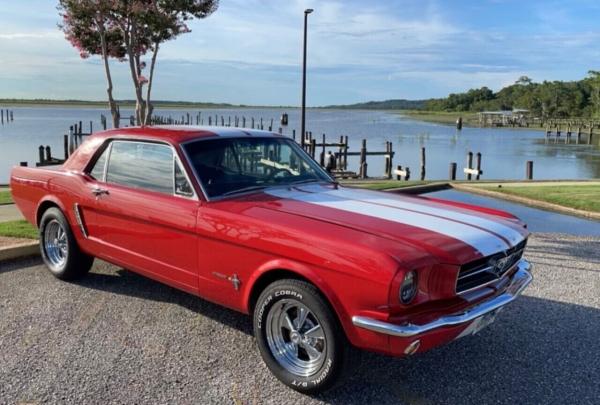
[[58, 0, 218, 127]]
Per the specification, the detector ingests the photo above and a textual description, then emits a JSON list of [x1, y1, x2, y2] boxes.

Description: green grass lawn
[[399, 110, 479, 126], [0, 220, 38, 239], [481, 185, 600, 213], [0, 190, 13, 204]]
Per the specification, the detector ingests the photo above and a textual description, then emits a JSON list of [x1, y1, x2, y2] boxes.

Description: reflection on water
[[1, 106, 599, 183]]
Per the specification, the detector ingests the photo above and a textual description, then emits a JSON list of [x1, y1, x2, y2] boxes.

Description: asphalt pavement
[[0, 232, 599, 404]]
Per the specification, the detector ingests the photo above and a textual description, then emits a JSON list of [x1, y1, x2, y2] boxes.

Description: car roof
[[92, 125, 282, 144]]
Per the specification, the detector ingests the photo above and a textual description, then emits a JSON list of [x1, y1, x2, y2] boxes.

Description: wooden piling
[[45, 146, 52, 162], [466, 151, 473, 180], [64, 134, 69, 159], [343, 136, 349, 170], [395, 165, 410, 181], [360, 139, 368, 179], [69, 126, 74, 154], [320, 134, 326, 166], [38, 146, 44, 165], [475, 152, 482, 180], [386, 142, 393, 179], [526, 161, 534, 180], [420, 147, 426, 181], [449, 162, 457, 180]]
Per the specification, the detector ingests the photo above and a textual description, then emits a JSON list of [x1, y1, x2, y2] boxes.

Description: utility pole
[[300, 8, 313, 148]]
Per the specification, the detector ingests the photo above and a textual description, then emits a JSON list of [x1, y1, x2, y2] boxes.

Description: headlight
[[399, 270, 418, 304]]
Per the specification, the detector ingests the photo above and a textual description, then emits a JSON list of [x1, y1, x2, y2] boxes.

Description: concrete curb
[[452, 183, 600, 221], [0, 241, 40, 262]]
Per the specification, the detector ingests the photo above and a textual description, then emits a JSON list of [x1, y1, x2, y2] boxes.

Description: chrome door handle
[[91, 187, 109, 196]]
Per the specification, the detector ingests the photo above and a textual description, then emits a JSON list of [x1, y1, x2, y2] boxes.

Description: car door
[[84, 140, 200, 294]]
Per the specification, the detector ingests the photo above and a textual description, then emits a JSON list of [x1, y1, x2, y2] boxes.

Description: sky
[[0, 0, 599, 106]]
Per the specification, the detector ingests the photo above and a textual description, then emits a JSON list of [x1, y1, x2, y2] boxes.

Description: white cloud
[[0, 0, 599, 103], [0, 31, 61, 40]]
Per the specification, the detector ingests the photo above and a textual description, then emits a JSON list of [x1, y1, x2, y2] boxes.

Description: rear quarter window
[[89, 147, 108, 181], [106, 141, 174, 195]]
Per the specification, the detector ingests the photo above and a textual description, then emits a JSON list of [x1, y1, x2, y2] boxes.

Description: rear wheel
[[253, 279, 348, 394], [40, 207, 94, 280]]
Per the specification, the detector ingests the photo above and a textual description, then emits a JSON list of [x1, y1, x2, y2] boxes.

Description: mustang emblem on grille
[[490, 255, 510, 277]]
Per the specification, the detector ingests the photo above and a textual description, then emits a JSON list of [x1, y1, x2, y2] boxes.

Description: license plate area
[[455, 308, 501, 340]]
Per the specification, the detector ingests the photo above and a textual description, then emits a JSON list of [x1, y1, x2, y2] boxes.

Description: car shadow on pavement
[[7, 254, 596, 404], [71, 263, 600, 404], [319, 296, 600, 404], [75, 266, 255, 336]]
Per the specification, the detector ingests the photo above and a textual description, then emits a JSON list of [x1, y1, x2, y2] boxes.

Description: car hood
[[259, 184, 528, 265]]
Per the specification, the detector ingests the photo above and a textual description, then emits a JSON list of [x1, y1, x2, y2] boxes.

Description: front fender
[[243, 258, 390, 350]]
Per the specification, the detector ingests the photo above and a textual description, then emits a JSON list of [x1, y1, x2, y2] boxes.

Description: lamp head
[[305, 8, 314, 14]]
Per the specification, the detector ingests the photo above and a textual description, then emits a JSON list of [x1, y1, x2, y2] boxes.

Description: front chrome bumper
[[352, 259, 533, 338]]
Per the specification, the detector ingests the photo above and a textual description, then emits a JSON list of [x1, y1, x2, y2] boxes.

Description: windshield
[[183, 137, 333, 198]]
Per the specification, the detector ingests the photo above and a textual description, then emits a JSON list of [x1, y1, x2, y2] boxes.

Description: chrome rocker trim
[[352, 259, 533, 338]]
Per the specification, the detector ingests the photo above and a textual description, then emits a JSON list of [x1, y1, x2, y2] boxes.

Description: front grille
[[456, 239, 527, 294]]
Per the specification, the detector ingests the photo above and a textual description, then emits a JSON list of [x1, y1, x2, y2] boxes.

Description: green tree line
[[425, 72, 600, 118]]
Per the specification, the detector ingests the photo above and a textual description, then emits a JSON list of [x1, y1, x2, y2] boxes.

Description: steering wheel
[[266, 167, 294, 181]]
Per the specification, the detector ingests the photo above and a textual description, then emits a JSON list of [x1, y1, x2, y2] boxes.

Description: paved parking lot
[[1, 233, 599, 404]]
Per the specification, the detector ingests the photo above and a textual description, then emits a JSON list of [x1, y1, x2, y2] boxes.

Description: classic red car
[[10, 126, 532, 393]]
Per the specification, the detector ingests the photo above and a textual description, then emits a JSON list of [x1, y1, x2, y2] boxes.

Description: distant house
[[478, 109, 530, 127]]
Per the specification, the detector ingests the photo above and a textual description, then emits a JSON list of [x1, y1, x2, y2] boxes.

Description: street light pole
[[301, 8, 313, 148]]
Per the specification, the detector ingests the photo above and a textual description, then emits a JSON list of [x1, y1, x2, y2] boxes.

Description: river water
[[1, 106, 600, 183]]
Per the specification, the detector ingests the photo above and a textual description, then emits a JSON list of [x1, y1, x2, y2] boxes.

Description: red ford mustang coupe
[[11, 126, 532, 393]]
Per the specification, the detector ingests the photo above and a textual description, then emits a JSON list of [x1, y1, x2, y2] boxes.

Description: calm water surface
[[1, 106, 600, 183], [427, 189, 600, 236]]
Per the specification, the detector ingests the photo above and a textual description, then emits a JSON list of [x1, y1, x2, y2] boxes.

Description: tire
[[253, 279, 349, 394], [39, 207, 94, 280]]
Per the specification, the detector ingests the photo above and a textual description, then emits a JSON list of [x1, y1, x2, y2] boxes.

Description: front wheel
[[40, 207, 94, 280], [253, 279, 348, 394]]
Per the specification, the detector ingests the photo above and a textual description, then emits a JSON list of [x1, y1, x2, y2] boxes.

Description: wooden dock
[[29, 110, 600, 181]]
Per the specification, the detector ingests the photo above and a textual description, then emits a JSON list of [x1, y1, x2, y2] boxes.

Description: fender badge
[[229, 274, 241, 291], [212, 272, 241, 291]]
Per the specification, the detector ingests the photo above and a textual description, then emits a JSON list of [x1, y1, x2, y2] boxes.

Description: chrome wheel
[[265, 299, 327, 377], [44, 219, 68, 269]]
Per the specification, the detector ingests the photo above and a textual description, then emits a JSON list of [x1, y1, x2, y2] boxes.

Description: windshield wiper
[[289, 178, 338, 187], [219, 185, 268, 197]]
